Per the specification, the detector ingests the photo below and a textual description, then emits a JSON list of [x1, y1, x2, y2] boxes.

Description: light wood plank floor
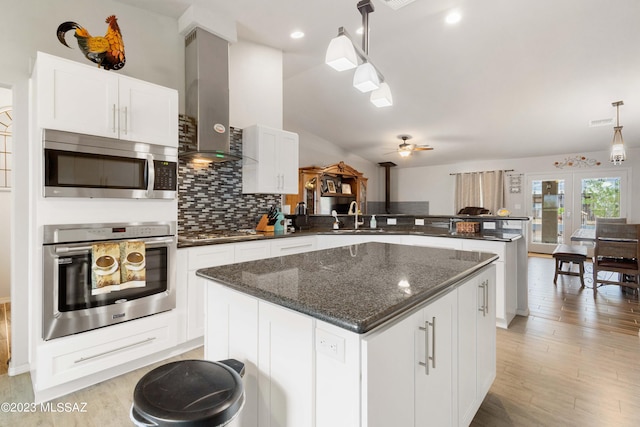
[[0, 302, 10, 376], [0, 256, 638, 426]]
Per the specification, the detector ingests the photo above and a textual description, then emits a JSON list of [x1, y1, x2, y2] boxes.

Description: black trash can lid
[[132, 359, 245, 427]]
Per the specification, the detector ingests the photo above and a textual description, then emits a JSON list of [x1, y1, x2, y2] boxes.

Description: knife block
[[256, 214, 274, 232]]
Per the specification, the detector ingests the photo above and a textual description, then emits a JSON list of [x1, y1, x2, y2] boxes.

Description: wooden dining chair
[[592, 223, 640, 296]]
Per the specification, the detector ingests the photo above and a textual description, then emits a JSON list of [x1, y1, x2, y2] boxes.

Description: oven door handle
[[146, 154, 155, 197], [54, 238, 175, 254]]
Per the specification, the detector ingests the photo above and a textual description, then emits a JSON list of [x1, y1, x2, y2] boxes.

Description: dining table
[[570, 228, 595, 243]]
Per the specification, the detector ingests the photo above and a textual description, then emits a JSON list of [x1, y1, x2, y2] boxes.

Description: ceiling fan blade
[[413, 146, 433, 151]]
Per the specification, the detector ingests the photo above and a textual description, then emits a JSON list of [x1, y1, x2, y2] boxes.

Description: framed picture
[[326, 179, 337, 193], [341, 183, 352, 194]]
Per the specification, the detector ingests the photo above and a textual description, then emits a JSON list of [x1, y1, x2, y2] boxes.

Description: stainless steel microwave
[[43, 129, 177, 199]]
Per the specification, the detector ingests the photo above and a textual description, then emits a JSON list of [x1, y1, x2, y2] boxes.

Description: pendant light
[[325, 0, 392, 107], [325, 34, 357, 71], [610, 101, 626, 165]]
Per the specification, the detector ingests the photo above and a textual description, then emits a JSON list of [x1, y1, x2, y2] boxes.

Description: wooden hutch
[[285, 162, 368, 215]]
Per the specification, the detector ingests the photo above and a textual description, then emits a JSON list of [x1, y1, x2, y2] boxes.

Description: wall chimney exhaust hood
[[180, 27, 241, 163]]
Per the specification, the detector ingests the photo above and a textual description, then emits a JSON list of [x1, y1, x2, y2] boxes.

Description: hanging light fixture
[[325, 0, 392, 106], [370, 82, 393, 107], [610, 100, 626, 165]]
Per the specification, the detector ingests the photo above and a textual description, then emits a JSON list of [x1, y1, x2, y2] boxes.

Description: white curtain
[[454, 170, 505, 215]]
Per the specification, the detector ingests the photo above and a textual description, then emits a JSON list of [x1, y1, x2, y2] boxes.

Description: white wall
[[392, 147, 639, 221], [291, 128, 380, 203], [229, 41, 283, 129]]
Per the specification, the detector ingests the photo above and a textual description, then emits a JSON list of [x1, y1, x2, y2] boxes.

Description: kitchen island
[[198, 242, 498, 427]]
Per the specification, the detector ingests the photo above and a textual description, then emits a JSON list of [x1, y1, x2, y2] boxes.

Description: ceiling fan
[[386, 135, 433, 158]]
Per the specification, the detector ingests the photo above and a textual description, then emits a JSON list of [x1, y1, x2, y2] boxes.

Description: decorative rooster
[[56, 15, 126, 71]]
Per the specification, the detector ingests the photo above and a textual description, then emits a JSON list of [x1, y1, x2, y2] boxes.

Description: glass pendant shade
[[610, 126, 626, 165], [353, 62, 380, 92], [398, 149, 412, 158], [370, 82, 393, 107], [325, 35, 358, 71]]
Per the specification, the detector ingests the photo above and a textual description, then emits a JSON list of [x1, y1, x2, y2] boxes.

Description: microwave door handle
[[146, 154, 155, 197]]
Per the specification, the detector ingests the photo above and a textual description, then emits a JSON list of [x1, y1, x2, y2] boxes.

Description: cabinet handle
[[112, 104, 117, 133], [418, 317, 435, 375], [478, 283, 486, 315], [74, 337, 156, 363], [123, 106, 128, 135], [484, 279, 489, 315]]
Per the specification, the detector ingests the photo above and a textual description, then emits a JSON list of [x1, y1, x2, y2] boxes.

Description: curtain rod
[[449, 169, 514, 176]]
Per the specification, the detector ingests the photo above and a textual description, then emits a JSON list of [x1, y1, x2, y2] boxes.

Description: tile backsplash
[[178, 118, 280, 234]]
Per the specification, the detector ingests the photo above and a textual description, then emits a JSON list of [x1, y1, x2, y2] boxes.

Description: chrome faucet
[[348, 201, 364, 229]]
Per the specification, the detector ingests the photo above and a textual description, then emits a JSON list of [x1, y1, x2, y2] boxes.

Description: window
[[0, 108, 11, 188]]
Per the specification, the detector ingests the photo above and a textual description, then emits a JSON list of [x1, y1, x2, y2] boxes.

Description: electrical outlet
[[415, 218, 425, 226], [316, 328, 345, 362], [387, 218, 397, 225]]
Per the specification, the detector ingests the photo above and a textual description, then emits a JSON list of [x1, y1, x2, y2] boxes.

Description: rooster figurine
[[57, 15, 125, 70]]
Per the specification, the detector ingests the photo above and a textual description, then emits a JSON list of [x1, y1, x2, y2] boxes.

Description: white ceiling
[[119, 0, 640, 168]]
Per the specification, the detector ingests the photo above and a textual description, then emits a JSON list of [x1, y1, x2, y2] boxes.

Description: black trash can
[[130, 359, 245, 426]]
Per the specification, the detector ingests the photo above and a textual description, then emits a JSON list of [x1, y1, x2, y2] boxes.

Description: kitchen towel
[[91, 243, 121, 293], [91, 241, 146, 295]]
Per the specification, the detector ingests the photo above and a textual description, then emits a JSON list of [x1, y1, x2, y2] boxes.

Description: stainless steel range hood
[[180, 27, 241, 162]]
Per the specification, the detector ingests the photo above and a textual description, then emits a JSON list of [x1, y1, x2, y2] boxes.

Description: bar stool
[[552, 244, 588, 287]]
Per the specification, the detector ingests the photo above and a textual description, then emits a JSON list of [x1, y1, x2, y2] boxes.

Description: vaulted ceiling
[[120, 0, 640, 167]]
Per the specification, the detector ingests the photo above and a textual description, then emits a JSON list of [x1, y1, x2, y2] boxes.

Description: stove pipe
[[378, 162, 396, 214]]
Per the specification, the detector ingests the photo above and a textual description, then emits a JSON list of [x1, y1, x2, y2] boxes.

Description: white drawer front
[[187, 244, 235, 270], [35, 313, 177, 389]]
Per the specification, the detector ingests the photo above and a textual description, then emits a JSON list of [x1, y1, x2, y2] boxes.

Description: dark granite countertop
[[197, 242, 498, 334], [178, 227, 523, 248]]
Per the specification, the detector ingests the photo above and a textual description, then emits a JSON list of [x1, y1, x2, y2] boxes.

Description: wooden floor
[[0, 302, 10, 376], [0, 256, 639, 426], [472, 255, 640, 426]]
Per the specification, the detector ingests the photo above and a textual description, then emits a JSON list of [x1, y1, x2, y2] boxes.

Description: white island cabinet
[[202, 255, 496, 427]]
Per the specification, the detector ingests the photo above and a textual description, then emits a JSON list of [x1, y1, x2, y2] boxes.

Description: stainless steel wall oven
[[43, 222, 176, 340]]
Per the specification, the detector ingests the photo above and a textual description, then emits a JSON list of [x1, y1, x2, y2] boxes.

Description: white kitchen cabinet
[[242, 124, 299, 194], [258, 301, 314, 426], [462, 239, 516, 328], [316, 233, 402, 249], [270, 235, 316, 256], [33, 310, 178, 402], [363, 289, 457, 427], [203, 264, 496, 427], [205, 285, 313, 427], [35, 51, 178, 147], [235, 240, 271, 262], [182, 244, 235, 341], [457, 266, 496, 426], [401, 234, 464, 250]]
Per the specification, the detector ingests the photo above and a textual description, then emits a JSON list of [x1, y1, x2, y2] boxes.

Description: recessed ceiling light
[[445, 10, 462, 25], [290, 31, 305, 39]]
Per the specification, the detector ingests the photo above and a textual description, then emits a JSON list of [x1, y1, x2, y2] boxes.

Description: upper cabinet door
[[118, 78, 178, 147], [277, 130, 299, 194], [36, 52, 119, 138], [35, 52, 178, 147], [242, 124, 299, 194]]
